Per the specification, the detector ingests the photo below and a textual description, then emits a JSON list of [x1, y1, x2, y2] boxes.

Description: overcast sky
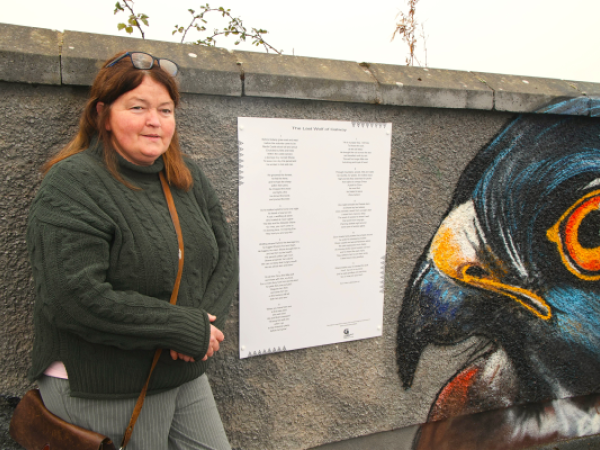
[[4, 0, 600, 83]]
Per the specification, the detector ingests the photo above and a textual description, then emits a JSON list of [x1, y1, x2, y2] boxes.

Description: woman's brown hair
[[44, 51, 193, 191]]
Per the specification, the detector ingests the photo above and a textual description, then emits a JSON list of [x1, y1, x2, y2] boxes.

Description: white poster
[[238, 118, 392, 358]]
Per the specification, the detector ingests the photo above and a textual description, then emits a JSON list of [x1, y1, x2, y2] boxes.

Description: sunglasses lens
[[109, 52, 178, 76], [159, 59, 178, 77], [131, 53, 154, 70]]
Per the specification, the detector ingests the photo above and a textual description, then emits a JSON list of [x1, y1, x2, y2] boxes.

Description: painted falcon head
[[397, 98, 600, 418]]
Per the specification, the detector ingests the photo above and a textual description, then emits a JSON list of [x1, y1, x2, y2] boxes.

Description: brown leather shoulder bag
[[10, 389, 116, 450]]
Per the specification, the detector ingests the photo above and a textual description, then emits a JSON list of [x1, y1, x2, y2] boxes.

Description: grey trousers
[[37, 374, 232, 450]]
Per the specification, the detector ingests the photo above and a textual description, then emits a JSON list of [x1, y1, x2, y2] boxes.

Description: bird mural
[[397, 98, 600, 449]]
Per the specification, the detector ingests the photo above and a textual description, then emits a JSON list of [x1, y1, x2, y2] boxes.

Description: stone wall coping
[[1, 22, 599, 115], [0, 23, 61, 85]]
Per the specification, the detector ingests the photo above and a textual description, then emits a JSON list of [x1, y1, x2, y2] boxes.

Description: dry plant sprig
[[392, 0, 426, 67]]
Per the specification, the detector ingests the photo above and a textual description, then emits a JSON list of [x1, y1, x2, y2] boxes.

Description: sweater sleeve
[[27, 171, 211, 360], [192, 165, 239, 331]]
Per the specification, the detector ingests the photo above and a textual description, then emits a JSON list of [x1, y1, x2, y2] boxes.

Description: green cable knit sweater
[[26, 142, 238, 399]]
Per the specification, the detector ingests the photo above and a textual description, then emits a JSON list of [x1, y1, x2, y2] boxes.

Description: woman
[[26, 51, 238, 450]]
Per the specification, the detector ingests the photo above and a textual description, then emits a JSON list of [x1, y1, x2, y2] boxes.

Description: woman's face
[[104, 76, 176, 166]]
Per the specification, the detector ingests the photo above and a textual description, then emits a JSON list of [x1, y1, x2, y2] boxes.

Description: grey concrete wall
[[2, 22, 599, 450]]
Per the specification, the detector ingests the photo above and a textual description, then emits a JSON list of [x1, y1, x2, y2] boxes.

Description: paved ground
[[309, 425, 418, 449], [309, 426, 600, 450]]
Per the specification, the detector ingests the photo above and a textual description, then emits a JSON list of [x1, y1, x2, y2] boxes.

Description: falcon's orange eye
[[547, 190, 600, 280]]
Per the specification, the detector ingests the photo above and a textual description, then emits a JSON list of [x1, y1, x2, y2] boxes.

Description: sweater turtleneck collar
[[87, 136, 165, 175], [116, 152, 165, 174]]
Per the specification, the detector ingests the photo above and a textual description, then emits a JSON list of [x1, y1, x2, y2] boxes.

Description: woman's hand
[[170, 314, 224, 362], [170, 349, 195, 362], [202, 314, 224, 361]]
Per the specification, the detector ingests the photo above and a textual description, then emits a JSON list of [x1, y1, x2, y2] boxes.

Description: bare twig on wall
[[392, 0, 427, 67]]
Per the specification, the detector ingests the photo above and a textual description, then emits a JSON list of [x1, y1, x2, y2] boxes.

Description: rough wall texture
[[2, 22, 600, 450], [1, 83, 85, 394], [0, 79, 510, 450]]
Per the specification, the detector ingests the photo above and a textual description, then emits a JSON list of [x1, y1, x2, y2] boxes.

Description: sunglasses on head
[[107, 51, 179, 77]]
